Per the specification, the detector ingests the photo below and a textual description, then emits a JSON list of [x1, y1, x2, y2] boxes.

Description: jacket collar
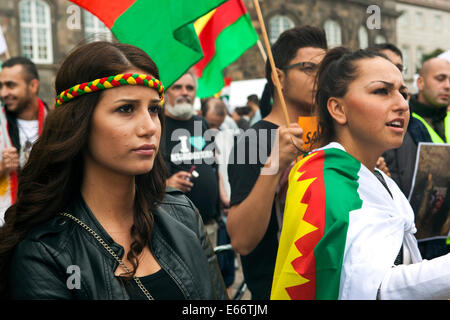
[[69, 192, 125, 258], [410, 94, 447, 122]]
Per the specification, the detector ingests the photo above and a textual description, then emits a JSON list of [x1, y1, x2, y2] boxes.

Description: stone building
[[0, 0, 113, 105], [395, 0, 450, 92], [229, 0, 401, 81], [0, 0, 447, 101]]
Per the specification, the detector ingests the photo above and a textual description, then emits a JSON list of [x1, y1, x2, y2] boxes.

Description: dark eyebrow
[[115, 98, 161, 104], [0, 81, 17, 86], [371, 80, 394, 88], [115, 98, 139, 103], [367, 80, 407, 91]]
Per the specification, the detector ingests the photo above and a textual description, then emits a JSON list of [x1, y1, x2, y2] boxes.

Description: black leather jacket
[[9, 188, 228, 300]]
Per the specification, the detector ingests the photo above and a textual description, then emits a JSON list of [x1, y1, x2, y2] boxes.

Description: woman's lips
[[386, 118, 405, 133], [133, 144, 156, 155]]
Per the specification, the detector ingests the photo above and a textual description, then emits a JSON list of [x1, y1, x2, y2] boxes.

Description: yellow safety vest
[[412, 111, 450, 143]]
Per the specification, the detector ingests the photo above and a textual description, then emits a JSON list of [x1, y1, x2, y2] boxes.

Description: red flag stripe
[[195, 0, 247, 77], [70, 0, 136, 29], [286, 151, 326, 299]]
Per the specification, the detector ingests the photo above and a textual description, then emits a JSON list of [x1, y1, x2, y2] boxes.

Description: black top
[[122, 268, 185, 300], [227, 120, 279, 300], [162, 115, 220, 223], [410, 94, 447, 142], [373, 170, 393, 199]]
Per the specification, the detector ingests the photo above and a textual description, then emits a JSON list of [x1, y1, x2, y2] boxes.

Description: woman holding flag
[[0, 41, 227, 300], [271, 47, 450, 300]]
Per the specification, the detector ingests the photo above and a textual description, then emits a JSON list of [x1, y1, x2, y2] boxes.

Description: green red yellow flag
[[271, 143, 417, 299], [271, 148, 358, 299], [70, 0, 227, 88], [193, 0, 258, 98]]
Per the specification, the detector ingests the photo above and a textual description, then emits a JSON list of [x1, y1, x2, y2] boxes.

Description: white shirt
[[17, 118, 39, 168]]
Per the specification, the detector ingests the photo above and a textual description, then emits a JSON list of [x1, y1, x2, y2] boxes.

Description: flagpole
[[256, 39, 267, 62], [252, 0, 290, 126]]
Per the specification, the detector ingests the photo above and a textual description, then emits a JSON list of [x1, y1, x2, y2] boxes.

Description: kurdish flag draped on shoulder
[[71, 0, 227, 88], [271, 142, 420, 300]]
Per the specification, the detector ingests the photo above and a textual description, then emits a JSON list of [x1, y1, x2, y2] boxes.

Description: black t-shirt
[[122, 268, 185, 300], [162, 115, 220, 223], [227, 120, 279, 300]]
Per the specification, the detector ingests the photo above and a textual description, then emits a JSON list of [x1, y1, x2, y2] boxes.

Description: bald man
[[383, 57, 450, 259], [417, 58, 450, 111], [202, 97, 227, 129]]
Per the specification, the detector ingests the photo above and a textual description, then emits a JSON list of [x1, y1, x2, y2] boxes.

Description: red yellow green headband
[[55, 73, 165, 107]]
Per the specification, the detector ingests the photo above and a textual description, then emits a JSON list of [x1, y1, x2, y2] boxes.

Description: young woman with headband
[[272, 47, 450, 300], [0, 41, 227, 300]]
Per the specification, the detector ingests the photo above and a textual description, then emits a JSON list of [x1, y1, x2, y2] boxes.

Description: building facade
[[229, 0, 401, 81], [0, 0, 448, 102], [395, 0, 450, 92], [0, 0, 113, 105]]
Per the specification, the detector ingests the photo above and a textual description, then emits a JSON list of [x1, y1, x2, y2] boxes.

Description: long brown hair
[[0, 41, 167, 296]]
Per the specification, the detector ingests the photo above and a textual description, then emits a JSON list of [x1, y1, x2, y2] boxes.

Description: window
[[324, 20, 342, 48], [416, 47, 424, 72], [84, 10, 113, 42], [401, 46, 410, 78], [19, 0, 53, 64], [269, 15, 294, 44], [434, 15, 442, 31], [374, 35, 386, 44], [415, 12, 424, 29], [398, 11, 408, 27], [358, 26, 368, 49]]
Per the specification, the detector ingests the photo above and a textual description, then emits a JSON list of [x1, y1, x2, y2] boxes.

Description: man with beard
[[0, 57, 48, 224], [162, 70, 222, 247]]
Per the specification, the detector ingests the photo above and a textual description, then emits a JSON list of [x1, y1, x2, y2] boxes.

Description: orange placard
[[297, 116, 319, 153]]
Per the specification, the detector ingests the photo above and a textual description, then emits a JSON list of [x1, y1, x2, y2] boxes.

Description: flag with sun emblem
[[271, 142, 418, 300]]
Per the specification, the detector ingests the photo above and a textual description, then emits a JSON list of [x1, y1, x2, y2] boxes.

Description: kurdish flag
[[193, 0, 258, 98], [271, 142, 419, 300], [70, 0, 227, 88]]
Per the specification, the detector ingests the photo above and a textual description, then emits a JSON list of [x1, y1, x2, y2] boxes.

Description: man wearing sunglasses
[[227, 26, 327, 300]]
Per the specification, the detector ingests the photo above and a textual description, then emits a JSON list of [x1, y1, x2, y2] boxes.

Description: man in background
[[247, 94, 261, 126], [0, 57, 48, 224], [202, 96, 236, 296], [162, 71, 222, 247], [384, 57, 450, 259], [227, 26, 327, 299]]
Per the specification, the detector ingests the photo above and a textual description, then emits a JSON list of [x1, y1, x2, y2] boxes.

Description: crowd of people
[[0, 23, 448, 300]]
